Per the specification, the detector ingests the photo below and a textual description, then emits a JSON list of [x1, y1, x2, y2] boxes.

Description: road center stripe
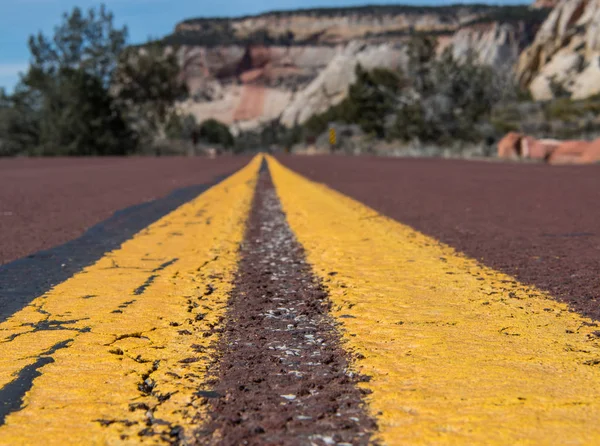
[[0, 155, 261, 444], [268, 156, 600, 444], [197, 164, 375, 443]]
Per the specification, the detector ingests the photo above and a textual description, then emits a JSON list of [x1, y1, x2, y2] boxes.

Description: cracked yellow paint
[[0, 155, 261, 445], [268, 156, 600, 445]]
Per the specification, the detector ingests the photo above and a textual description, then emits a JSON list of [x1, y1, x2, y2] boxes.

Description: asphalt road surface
[[1, 154, 600, 445], [0, 156, 250, 265], [277, 155, 600, 321]]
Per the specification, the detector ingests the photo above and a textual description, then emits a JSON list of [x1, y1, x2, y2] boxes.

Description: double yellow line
[[1, 154, 600, 444]]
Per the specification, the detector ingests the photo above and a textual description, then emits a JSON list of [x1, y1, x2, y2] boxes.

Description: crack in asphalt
[[0, 339, 73, 426]]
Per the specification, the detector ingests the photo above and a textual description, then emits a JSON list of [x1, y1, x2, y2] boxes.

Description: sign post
[[329, 128, 337, 150]]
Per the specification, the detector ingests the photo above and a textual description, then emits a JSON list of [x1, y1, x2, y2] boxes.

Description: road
[[1, 154, 600, 444], [277, 155, 600, 321], [0, 156, 250, 265]]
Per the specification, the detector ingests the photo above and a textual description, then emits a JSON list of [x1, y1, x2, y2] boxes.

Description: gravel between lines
[[196, 167, 375, 445]]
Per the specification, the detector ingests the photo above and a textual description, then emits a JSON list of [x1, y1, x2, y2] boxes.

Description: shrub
[[165, 113, 198, 140], [198, 119, 234, 148]]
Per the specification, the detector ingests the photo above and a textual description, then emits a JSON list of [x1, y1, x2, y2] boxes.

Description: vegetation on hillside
[[464, 5, 551, 26], [491, 95, 600, 141], [277, 34, 520, 150], [180, 4, 504, 24], [162, 26, 297, 47], [302, 66, 405, 140], [247, 33, 539, 155]]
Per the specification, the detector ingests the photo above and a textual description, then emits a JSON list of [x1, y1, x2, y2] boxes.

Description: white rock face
[[447, 22, 523, 68], [518, 0, 600, 99], [572, 54, 600, 98], [279, 42, 405, 127], [528, 48, 583, 99]]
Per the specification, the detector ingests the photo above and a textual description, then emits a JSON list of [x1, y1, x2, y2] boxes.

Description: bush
[[233, 121, 303, 153], [198, 119, 234, 148], [302, 66, 404, 139], [391, 38, 511, 144], [165, 113, 198, 140]]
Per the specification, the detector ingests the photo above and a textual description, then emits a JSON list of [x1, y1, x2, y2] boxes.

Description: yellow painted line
[[268, 156, 600, 445], [0, 155, 261, 445]]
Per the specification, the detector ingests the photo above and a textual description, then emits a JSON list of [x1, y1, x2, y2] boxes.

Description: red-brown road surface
[[4, 154, 600, 444], [0, 156, 250, 265], [277, 155, 600, 321]]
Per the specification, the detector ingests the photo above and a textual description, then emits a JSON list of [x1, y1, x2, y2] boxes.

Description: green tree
[[27, 5, 127, 88], [344, 65, 403, 138], [113, 43, 188, 139], [198, 119, 234, 148], [392, 37, 503, 144], [0, 5, 135, 156], [0, 87, 41, 156], [35, 68, 134, 156], [302, 66, 403, 140], [164, 113, 197, 140], [406, 35, 438, 95], [1, 4, 188, 156]]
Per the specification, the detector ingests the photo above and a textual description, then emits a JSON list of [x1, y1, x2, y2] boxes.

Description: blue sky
[[0, 0, 525, 92]]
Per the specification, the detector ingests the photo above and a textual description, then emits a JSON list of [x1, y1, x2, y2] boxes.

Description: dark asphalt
[[278, 155, 600, 322], [0, 156, 249, 323]]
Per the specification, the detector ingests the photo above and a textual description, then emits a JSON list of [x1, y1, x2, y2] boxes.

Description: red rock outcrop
[[233, 85, 267, 122], [497, 132, 523, 159], [521, 136, 562, 160], [548, 139, 600, 164], [498, 132, 600, 164]]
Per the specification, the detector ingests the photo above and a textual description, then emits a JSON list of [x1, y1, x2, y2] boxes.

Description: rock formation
[[280, 42, 405, 127], [518, 0, 600, 100], [497, 131, 600, 164], [439, 22, 526, 68], [532, 0, 560, 9], [174, 6, 484, 45], [164, 5, 543, 131]]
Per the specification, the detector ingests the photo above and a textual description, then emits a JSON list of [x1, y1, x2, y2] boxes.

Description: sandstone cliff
[[172, 5, 486, 45], [279, 42, 405, 127], [166, 5, 544, 131], [439, 22, 526, 68], [518, 0, 600, 100]]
